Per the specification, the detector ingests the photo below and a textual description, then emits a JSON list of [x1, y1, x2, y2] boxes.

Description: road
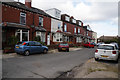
[[3, 48, 96, 78]]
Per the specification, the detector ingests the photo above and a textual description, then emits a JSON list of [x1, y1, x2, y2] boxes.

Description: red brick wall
[[2, 5, 20, 23], [43, 16, 51, 32], [88, 31, 92, 38], [63, 22, 75, 34], [26, 12, 33, 26]]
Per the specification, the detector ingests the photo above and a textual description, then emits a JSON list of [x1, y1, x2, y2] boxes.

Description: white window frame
[[79, 22, 82, 26], [78, 28, 80, 34], [39, 16, 43, 26], [36, 31, 45, 42], [76, 37, 82, 43], [58, 22, 61, 29], [74, 27, 76, 34], [65, 16, 70, 22], [15, 29, 29, 41], [54, 33, 63, 42], [72, 19, 76, 23], [41, 32, 46, 42], [20, 12, 26, 24], [64, 24, 67, 32]]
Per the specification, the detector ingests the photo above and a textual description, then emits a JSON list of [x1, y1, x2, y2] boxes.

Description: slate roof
[[2, 2, 51, 17], [35, 27, 46, 32]]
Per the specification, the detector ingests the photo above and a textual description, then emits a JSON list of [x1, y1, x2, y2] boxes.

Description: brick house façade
[[1, 0, 96, 50], [1, 0, 52, 49]]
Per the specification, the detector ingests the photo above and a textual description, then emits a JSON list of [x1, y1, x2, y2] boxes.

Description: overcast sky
[[16, 0, 119, 38]]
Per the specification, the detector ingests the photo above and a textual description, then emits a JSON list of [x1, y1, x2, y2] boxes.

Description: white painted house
[[51, 18, 63, 42], [46, 8, 63, 43], [45, 8, 61, 19]]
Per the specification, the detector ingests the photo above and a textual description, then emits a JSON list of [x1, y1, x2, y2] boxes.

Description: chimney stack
[[25, 0, 32, 8]]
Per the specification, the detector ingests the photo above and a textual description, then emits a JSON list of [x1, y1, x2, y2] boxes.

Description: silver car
[[95, 44, 119, 62]]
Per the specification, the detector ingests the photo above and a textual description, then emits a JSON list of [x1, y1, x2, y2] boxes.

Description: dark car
[[84, 42, 94, 48], [58, 43, 69, 52], [15, 41, 48, 56], [91, 42, 96, 46]]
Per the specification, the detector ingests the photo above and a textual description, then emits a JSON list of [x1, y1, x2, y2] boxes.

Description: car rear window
[[60, 44, 68, 46], [98, 45, 114, 50]]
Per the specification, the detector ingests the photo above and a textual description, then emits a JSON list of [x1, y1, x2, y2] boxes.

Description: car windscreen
[[98, 45, 114, 50], [60, 44, 68, 46]]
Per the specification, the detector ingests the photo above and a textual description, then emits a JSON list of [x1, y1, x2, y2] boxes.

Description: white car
[[95, 44, 119, 62]]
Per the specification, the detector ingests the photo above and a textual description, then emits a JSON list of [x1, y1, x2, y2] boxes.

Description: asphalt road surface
[[3, 48, 96, 78]]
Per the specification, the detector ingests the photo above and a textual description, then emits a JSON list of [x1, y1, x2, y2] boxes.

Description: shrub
[[7, 35, 18, 46]]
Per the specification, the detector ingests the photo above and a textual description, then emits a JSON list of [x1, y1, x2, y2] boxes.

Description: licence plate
[[101, 55, 108, 57], [62, 48, 66, 50], [16, 46, 19, 48]]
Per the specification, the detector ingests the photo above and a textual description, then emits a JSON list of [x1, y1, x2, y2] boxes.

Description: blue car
[[15, 41, 48, 56]]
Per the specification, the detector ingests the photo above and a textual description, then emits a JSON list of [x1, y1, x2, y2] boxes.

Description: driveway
[[3, 48, 96, 78]]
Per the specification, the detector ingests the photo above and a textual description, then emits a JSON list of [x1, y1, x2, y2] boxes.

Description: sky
[[15, 0, 119, 38]]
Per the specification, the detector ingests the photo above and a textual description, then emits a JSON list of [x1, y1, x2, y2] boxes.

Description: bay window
[[36, 31, 46, 42], [15, 29, 29, 41]]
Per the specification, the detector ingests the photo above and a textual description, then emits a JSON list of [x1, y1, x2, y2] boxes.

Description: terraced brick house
[[61, 14, 74, 44], [1, 0, 96, 52], [83, 25, 93, 43], [2, 0, 51, 49]]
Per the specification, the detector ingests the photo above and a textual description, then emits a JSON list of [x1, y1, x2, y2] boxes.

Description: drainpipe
[[32, 13, 35, 41]]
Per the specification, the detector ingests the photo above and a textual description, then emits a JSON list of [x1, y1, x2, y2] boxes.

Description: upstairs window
[[58, 23, 61, 29], [65, 16, 70, 22], [39, 17, 43, 26], [78, 28, 80, 33], [20, 12, 26, 24], [87, 31, 88, 36], [74, 27, 76, 33], [79, 22, 82, 26], [64, 24, 67, 32], [72, 19, 76, 23]]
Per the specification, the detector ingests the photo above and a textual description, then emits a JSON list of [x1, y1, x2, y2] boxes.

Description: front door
[[47, 35, 50, 45]]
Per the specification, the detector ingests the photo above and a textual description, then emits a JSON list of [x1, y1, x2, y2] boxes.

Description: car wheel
[[43, 49, 47, 54], [16, 52, 19, 54], [58, 49, 60, 52], [114, 58, 118, 63], [95, 58, 99, 61], [67, 49, 69, 52], [24, 50, 30, 56]]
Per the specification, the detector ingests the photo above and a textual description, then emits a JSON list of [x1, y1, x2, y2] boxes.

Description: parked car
[[91, 42, 97, 46], [15, 41, 48, 56], [84, 42, 94, 48], [58, 43, 69, 52], [96, 42, 105, 46], [110, 42, 119, 50], [95, 44, 119, 62]]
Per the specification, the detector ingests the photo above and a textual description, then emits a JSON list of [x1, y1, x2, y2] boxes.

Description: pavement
[[59, 58, 118, 78], [3, 47, 82, 59], [2, 47, 95, 78], [75, 58, 118, 78]]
